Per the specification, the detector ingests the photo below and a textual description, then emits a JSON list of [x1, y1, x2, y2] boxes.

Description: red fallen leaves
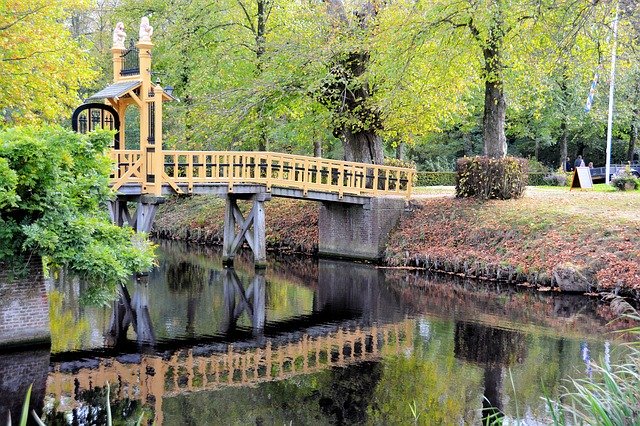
[[264, 198, 318, 254], [386, 196, 640, 291]]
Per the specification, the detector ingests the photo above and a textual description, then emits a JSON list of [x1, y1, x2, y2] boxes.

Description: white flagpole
[[605, 3, 619, 185]]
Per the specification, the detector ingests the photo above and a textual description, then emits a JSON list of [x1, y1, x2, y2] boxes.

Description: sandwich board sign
[[570, 166, 593, 190]]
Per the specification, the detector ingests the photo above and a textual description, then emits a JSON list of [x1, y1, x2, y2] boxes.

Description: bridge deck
[[110, 150, 415, 200]]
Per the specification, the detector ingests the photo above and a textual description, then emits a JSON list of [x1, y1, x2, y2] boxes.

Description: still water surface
[[1, 241, 619, 425]]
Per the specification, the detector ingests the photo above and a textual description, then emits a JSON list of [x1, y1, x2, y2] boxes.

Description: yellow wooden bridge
[[110, 149, 414, 200], [76, 18, 415, 266]]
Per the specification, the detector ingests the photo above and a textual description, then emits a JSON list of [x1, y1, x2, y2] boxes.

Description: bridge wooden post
[[222, 193, 270, 268], [108, 195, 164, 233]]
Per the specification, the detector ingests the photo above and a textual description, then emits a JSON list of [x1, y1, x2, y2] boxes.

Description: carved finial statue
[[139, 16, 153, 42], [113, 22, 126, 49]]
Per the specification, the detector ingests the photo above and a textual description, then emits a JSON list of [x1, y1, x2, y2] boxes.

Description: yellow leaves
[[0, 0, 96, 124]]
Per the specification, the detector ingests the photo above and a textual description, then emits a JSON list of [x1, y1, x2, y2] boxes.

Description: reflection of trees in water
[[318, 361, 382, 424], [165, 260, 209, 337], [157, 240, 318, 289], [166, 261, 206, 294], [42, 385, 149, 425], [454, 321, 527, 423], [387, 271, 610, 335], [49, 290, 91, 352]]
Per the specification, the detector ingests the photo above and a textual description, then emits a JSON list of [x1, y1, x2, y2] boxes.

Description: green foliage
[[0, 0, 96, 124], [0, 126, 155, 301], [610, 165, 640, 191], [528, 173, 548, 186], [383, 157, 416, 169], [456, 156, 528, 200]]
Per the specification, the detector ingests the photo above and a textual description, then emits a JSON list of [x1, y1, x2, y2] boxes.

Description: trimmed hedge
[[416, 171, 549, 187], [455, 156, 528, 200], [415, 172, 457, 186]]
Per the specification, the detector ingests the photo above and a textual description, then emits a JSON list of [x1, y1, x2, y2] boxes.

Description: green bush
[[414, 171, 548, 186], [384, 157, 416, 169], [415, 172, 457, 186], [0, 125, 155, 303], [455, 156, 528, 200], [528, 172, 548, 186]]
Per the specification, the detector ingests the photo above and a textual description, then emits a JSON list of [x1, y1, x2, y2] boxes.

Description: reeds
[[550, 297, 640, 424]]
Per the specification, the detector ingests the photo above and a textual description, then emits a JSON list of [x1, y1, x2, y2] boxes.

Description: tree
[[0, 0, 96, 124], [115, 0, 334, 154], [379, 0, 610, 160]]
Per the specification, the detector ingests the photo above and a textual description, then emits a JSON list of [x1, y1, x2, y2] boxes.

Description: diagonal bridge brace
[[222, 193, 271, 268]]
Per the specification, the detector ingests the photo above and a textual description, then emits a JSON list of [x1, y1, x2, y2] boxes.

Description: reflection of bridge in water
[[47, 257, 414, 424], [48, 320, 413, 424]]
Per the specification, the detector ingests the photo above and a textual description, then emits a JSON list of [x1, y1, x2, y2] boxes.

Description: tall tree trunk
[[342, 129, 383, 164], [463, 132, 474, 156], [314, 137, 322, 157], [396, 141, 405, 160], [323, 1, 383, 164], [558, 72, 569, 169], [256, 0, 268, 151], [483, 79, 507, 158], [559, 116, 568, 169], [479, 6, 507, 159]]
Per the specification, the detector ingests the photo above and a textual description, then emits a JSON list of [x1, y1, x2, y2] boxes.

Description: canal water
[[1, 241, 620, 425]]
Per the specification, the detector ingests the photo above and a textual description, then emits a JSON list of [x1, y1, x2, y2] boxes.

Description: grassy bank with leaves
[[153, 186, 640, 295]]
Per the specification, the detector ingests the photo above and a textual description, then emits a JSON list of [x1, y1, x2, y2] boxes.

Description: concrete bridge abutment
[[318, 196, 406, 262]]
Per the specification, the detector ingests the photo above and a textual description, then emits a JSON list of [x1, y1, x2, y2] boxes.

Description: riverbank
[[153, 187, 640, 296]]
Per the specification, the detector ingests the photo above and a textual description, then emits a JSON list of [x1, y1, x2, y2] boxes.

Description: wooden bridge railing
[[48, 320, 414, 424], [110, 150, 415, 199]]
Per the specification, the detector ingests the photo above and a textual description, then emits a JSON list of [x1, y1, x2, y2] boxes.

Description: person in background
[[574, 155, 585, 168], [588, 162, 593, 168], [564, 157, 572, 172]]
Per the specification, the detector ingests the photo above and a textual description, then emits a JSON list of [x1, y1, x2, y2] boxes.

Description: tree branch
[[236, 0, 256, 35], [0, 5, 48, 32], [2, 49, 60, 62]]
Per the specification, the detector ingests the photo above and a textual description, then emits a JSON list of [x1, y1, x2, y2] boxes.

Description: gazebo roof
[[86, 80, 142, 101]]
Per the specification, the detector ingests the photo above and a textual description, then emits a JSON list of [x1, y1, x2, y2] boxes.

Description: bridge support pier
[[222, 193, 271, 268], [318, 196, 406, 262], [108, 195, 165, 233]]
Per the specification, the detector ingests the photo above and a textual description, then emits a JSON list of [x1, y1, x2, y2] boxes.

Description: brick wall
[[0, 256, 50, 347], [0, 349, 49, 423]]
